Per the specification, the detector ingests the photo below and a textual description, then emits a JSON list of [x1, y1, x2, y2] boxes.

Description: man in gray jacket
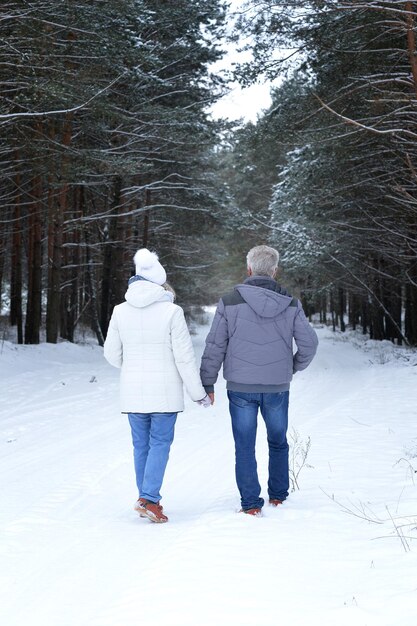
[[200, 245, 318, 515]]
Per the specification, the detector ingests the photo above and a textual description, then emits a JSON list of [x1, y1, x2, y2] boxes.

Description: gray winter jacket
[[200, 276, 318, 393]]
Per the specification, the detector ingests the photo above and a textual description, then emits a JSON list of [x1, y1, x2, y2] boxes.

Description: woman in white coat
[[104, 249, 211, 523]]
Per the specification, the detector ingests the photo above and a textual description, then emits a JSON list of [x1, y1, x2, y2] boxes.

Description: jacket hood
[[235, 276, 293, 318], [125, 280, 174, 308]]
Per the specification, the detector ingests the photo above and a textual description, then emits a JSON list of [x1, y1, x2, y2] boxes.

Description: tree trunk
[[143, 188, 151, 248], [46, 197, 64, 342], [100, 176, 122, 336], [405, 274, 417, 346], [348, 292, 360, 331], [109, 195, 126, 314], [338, 286, 346, 332], [46, 115, 72, 343], [10, 158, 23, 342], [330, 291, 336, 332], [406, 2, 417, 98], [319, 292, 326, 324], [85, 223, 104, 347], [10, 201, 23, 343], [0, 219, 8, 317], [61, 188, 81, 342], [361, 298, 368, 335], [370, 303, 385, 340], [383, 281, 402, 345], [25, 174, 43, 344]]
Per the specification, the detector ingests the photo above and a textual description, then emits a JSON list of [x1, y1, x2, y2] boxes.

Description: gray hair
[[246, 245, 279, 277]]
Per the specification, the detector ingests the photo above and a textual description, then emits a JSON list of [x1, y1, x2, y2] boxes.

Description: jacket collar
[[243, 275, 291, 296], [128, 274, 152, 286]]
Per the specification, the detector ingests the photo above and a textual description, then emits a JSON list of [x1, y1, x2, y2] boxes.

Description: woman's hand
[[197, 394, 213, 408]]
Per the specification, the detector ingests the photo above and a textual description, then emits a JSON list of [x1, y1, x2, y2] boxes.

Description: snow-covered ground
[[1, 322, 417, 626]]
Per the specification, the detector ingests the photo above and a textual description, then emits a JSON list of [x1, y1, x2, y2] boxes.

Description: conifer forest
[[1, 1, 417, 346]]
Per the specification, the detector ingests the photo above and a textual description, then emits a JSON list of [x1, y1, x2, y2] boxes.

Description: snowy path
[[1, 325, 417, 626]]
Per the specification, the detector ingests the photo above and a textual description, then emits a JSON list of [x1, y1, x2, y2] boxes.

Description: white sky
[[210, 81, 273, 123], [209, 0, 274, 123]]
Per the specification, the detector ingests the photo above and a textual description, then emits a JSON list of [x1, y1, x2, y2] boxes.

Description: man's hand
[[208, 392, 214, 405]]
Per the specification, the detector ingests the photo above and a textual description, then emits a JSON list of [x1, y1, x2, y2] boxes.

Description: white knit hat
[[133, 249, 166, 285]]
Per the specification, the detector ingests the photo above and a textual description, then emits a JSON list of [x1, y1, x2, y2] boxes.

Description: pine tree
[[0, 0, 228, 342]]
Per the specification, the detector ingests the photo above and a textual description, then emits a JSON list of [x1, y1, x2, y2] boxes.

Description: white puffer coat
[[103, 280, 206, 413]]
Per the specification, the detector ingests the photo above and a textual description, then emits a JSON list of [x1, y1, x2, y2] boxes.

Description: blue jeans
[[228, 391, 289, 510], [128, 412, 177, 503]]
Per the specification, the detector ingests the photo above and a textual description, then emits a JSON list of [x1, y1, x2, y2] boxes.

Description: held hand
[[198, 394, 212, 408]]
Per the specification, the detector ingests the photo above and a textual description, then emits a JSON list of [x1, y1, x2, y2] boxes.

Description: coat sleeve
[[292, 302, 318, 373], [103, 308, 123, 368], [171, 307, 206, 402], [200, 299, 229, 393]]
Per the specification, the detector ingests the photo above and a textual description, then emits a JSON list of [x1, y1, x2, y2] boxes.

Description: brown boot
[[269, 499, 283, 507], [137, 498, 168, 523], [240, 507, 262, 517]]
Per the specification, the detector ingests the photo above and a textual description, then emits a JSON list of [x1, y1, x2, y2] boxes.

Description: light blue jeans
[[228, 391, 289, 511], [128, 412, 177, 503]]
